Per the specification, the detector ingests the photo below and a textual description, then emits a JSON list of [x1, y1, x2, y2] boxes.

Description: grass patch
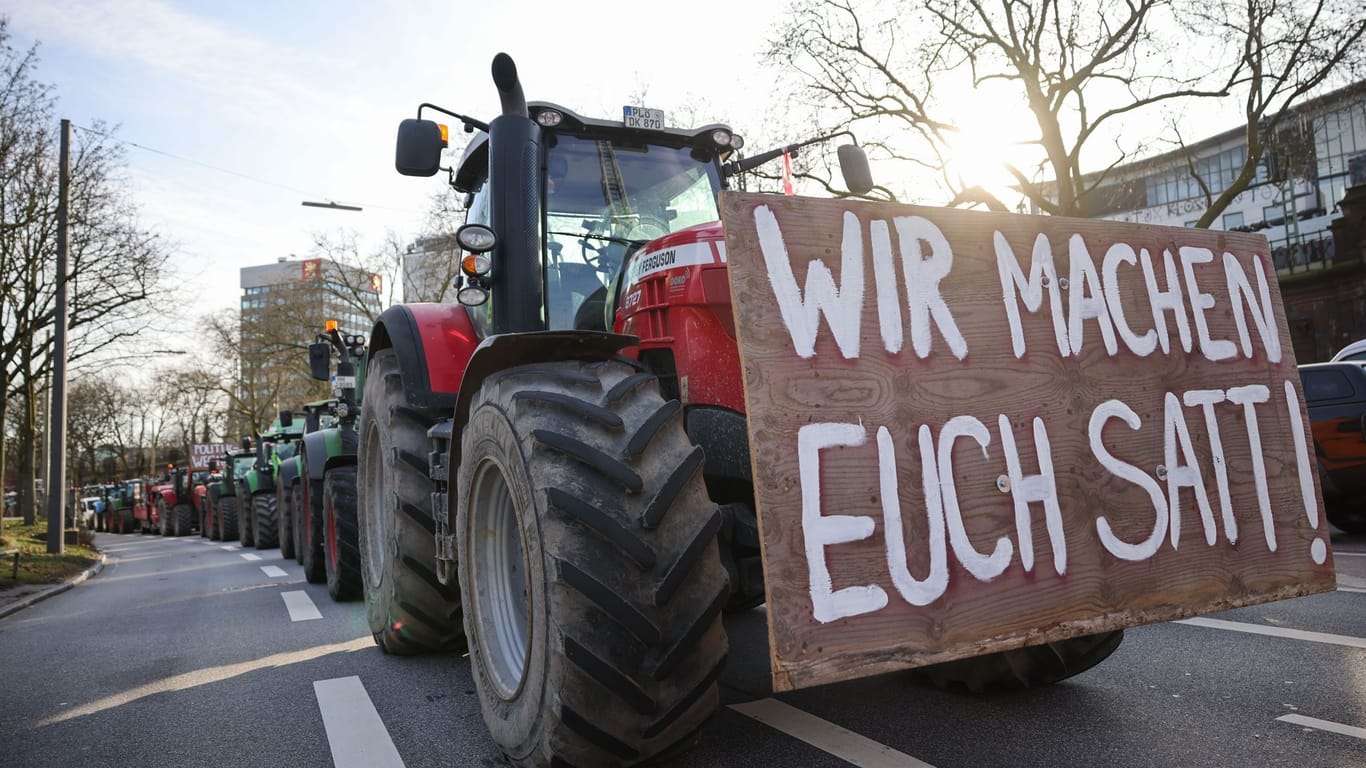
[[0, 519, 99, 588]]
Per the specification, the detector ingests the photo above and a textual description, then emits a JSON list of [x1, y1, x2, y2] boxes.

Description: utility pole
[[45, 119, 70, 554]]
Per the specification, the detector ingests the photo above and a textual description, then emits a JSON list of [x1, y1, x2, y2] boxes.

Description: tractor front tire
[[278, 484, 295, 559], [324, 466, 362, 601], [912, 630, 1125, 692], [358, 347, 464, 654], [253, 494, 279, 550], [160, 501, 172, 537], [301, 479, 326, 583], [459, 359, 728, 767], [218, 496, 239, 542], [172, 503, 195, 536]]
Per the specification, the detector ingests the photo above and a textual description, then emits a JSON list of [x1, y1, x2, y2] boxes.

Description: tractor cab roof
[[453, 101, 737, 194]]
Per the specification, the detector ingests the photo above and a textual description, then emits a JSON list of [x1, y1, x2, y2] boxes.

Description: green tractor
[[295, 322, 366, 600], [237, 415, 306, 550], [208, 444, 255, 541], [276, 400, 335, 560]]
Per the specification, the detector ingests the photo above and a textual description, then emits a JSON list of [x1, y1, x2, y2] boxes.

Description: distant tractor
[[150, 466, 201, 537], [299, 322, 366, 601]]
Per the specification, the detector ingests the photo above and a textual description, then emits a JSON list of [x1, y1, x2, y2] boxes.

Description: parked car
[[1331, 339, 1366, 362], [1299, 361, 1366, 534]]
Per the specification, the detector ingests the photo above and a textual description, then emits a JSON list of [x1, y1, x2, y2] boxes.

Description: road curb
[[0, 552, 107, 620]]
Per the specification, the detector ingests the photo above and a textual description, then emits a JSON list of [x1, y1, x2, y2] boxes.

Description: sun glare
[[938, 82, 1038, 208]]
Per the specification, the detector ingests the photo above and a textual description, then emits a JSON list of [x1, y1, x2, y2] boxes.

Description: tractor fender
[[367, 304, 476, 411], [450, 330, 636, 465], [245, 470, 275, 496], [322, 426, 359, 473], [278, 455, 301, 490], [302, 427, 353, 482], [152, 486, 177, 508]]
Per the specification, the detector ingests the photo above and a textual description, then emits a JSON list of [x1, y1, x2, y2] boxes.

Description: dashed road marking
[[220, 545, 239, 551], [1277, 714, 1366, 740], [240, 553, 262, 561], [1332, 551, 1366, 557], [314, 676, 406, 768], [261, 565, 288, 578], [281, 590, 323, 622], [730, 698, 936, 768], [1176, 617, 1366, 649]]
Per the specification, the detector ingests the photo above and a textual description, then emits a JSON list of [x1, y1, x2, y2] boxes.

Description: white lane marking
[[220, 545, 239, 551], [1338, 575, 1366, 593], [314, 676, 407, 768], [1332, 551, 1366, 557], [1176, 617, 1366, 649], [260, 565, 288, 578], [730, 698, 935, 768], [282, 590, 323, 622], [36, 637, 372, 727], [240, 553, 263, 561], [1277, 714, 1366, 740]]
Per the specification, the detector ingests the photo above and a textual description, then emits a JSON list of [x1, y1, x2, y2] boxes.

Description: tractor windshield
[[543, 134, 722, 330]]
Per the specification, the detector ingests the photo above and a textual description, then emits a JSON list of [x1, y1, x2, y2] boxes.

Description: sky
[[6, 0, 798, 323]]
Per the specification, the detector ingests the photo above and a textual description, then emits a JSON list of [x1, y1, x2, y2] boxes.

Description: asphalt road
[[1, 530, 1364, 768]]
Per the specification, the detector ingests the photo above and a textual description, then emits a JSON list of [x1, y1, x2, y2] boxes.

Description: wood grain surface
[[718, 191, 1337, 692]]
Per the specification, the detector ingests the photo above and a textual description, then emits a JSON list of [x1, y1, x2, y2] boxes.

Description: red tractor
[[359, 54, 1120, 767], [151, 466, 207, 537]]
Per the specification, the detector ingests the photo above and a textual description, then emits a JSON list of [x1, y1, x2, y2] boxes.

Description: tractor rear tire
[[238, 495, 255, 547], [172, 503, 195, 536], [911, 630, 1125, 692], [324, 466, 362, 602], [358, 347, 464, 654], [278, 484, 295, 559], [301, 479, 326, 583], [253, 494, 279, 549], [219, 496, 239, 542], [160, 501, 172, 536], [459, 359, 728, 767]]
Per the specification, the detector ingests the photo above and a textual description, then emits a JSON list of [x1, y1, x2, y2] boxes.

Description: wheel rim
[[469, 459, 531, 700], [362, 424, 387, 588]]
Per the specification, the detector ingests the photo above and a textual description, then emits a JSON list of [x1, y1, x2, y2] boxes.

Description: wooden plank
[[718, 192, 1337, 692]]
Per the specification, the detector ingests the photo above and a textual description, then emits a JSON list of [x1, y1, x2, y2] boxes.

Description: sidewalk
[[0, 548, 106, 620]]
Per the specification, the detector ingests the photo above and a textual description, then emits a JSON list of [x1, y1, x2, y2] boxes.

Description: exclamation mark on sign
[[1284, 379, 1327, 565]]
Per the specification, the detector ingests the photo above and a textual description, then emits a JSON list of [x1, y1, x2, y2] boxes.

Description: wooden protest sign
[[718, 192, 1337, 692], [191, 443, 234, 471]]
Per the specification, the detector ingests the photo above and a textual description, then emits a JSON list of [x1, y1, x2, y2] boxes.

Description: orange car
[[1300, 361, 1366, 534]]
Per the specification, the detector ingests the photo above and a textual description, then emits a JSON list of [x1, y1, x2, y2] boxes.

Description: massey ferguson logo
[[632, 248, 677, 280]]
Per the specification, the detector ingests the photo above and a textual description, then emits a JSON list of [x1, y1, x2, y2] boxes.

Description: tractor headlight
[[535, 109, 564, 128], [456, 223, 497, 253], [457, 285, 490, 306], [729, 133, 745, 150], [711, 129, 733, 149]]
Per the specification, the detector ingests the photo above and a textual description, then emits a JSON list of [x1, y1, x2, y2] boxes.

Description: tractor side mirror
[[837, 144, 874, 196], [208, 460, 219, 471], [240, 436, 252, 450], [395, 118, 447, 177], [309, 342, 331, 381], [279, 409, 294, 428]]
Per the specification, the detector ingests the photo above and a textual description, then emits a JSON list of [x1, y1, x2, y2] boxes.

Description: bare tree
[[0, 18, 172, 528], [310, 188, 468, 314], [768, 0, 1364, 221]]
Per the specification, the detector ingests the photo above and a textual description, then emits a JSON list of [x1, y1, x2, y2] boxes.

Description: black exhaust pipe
[[487, 52, 544, 334]]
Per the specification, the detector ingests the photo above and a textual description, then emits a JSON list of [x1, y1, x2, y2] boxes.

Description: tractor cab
[[396, 82, 869, 340], [447, 103, 736, 334]]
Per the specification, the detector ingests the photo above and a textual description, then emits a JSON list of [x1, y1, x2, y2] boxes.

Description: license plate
[[623, 106, 666, 130], [333, 375, 356, 390]]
